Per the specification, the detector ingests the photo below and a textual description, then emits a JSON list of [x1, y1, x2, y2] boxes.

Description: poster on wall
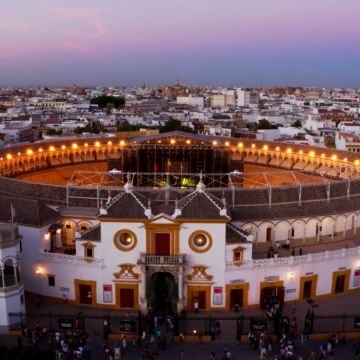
[[213, 287, 223, 305], [353, 270, 360, 287], [103, 284, 113, 303]]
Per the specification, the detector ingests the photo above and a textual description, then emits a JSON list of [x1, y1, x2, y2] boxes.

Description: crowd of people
[[14, 323, 91, 359], [102, 312, 178, 359], [2, 304, 360, 360]]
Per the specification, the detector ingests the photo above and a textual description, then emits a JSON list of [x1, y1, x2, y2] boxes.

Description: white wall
[[236, 211, 359, 244], [225, 250, 360, 305]]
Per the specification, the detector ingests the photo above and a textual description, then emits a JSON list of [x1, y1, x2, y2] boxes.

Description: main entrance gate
[[147, 272, 178, 314]]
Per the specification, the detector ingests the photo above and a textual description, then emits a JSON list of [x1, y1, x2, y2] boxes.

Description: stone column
[[177, 266, 184, 313], [14, 265, 18, 284], [140, 265, 147, 313], [302, 226, 306, 244], [354, 219, 357, 234], [0, 266, 4, 288]]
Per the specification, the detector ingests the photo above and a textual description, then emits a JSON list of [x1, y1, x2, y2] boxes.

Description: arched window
[[4, 259, 16, 287], [266, 227, 272, 242]]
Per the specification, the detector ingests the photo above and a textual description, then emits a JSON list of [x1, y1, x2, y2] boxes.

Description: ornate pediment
[[149, 213, 177, 224], [113, 263, 140, 282], [187, 265, 213, 282]]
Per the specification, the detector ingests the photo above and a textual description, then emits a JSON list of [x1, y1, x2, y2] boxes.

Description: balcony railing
[[226, 246, 360, 271], [138, 253, 185, 266], [38, 252, 105, 268]]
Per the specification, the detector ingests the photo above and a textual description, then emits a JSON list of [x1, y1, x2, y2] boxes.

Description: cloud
[[0, 23, 29, 31], [62, 21, 109, 43], [52, 4, 104, 19], [93, 21, 109, 38], [56, 42, 91, 54], [63, 31, 83, 38]]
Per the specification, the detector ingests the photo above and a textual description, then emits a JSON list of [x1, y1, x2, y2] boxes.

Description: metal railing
[[138, 252, 185, 265]]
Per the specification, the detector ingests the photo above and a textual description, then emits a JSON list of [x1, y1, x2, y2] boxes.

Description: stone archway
[[147, 271, 178, 314]]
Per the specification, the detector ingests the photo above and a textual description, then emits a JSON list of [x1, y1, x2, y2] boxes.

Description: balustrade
[[138, 253, 185, 265], [226, 245, 360, 271], [38, 251, 104, 268]]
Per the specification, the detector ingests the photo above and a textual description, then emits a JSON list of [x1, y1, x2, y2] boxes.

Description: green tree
[[256, 119, 278, 130], [291, 120, 302, 128], [117, 120, 140, 132], [74, 122, 103, 134], [90, 95, 125, 109], [160, 118, 194, 133], [46, 128, 62, 135], [161, 118, 182, 132]]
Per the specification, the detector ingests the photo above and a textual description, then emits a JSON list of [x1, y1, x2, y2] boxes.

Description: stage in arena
[[107, 146, 244, 187]]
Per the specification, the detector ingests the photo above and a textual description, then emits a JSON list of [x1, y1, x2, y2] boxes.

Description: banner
[[213, 287, 223, 305], [353, 270, 360, 287], [103, 284, 113, 303]]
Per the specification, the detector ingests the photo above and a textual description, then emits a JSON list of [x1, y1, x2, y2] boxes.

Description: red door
[[276, 286, 285, 306], [198, 291, 206, 309], [79, 284, 92, 305], [230, 289, 243, 309], [155, 233, 170, 256], [192, 290, 206, 309], [120, 288, 134, 308]]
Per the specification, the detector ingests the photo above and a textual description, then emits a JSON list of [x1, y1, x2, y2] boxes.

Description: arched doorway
[[266, 227, 272, 242], [4, 259, 17, 287], [147, 272, 178, 314]]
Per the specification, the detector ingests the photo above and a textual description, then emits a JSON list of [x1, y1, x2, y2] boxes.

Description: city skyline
[[1, 0, 360, 87]]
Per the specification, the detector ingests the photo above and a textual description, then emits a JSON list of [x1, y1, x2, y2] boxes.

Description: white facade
[[0, 223, 25, 332], [15, 183, 360, 314], [176, 95, 204, 109], [236, 89, 260, 108], [305, 113, 336, 133]]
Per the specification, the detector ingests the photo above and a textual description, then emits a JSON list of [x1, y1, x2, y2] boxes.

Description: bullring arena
[[0, 131, 360, 329]]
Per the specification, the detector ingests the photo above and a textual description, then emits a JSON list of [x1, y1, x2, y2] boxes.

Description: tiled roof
[[81, 224, 101, 242], [0, 195, 59, 227], [101, 191, 147, 219], [226, 223, 247, 244], [177, 191, 229, 220]]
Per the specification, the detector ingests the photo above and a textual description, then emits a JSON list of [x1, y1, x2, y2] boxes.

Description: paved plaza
[[1, 291, 360, 359], [1, 332, 359, 359]]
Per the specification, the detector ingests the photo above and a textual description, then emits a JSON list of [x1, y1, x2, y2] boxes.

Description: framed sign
[[119, 320, 136, 333], [250, 318, 267, 331], [213, 287, 223, 305], [353, 270, 360, 288], [354, 318, 360, 329], [264, 276, 280, 282], [59, 318, 75, 330], [103, 284, 113, 303]]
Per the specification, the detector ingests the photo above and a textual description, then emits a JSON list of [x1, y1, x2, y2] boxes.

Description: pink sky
[[1, 0, 360, 86]]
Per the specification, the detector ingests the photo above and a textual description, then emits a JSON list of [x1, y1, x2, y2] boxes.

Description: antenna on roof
[[196, 171, 205, 192], [221, 191, 227, 207], [124, 172, 134, 192]]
